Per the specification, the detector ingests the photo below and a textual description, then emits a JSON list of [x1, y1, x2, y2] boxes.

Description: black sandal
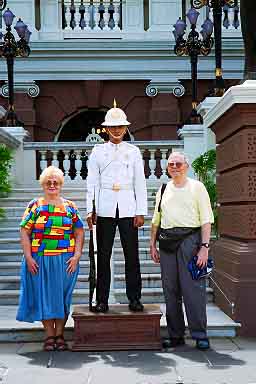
[[55, 335, 68, 351], [43, 336, 56, 351]]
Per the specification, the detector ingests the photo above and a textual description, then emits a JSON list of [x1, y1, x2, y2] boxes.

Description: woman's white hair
[[39, 166, 64, 186], [168, 152, 190, 166]]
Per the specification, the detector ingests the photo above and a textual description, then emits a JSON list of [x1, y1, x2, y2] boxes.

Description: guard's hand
[[26, 257, 39, 274], [66, 256, 80, 274], [134, 215, 144, 228], [86, 213, 97, 231], [150, 243, 160, 264], [196, 247, 209, 268]]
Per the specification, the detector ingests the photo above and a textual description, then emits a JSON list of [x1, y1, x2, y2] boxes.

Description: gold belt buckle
[[112, 183, 121, 192]]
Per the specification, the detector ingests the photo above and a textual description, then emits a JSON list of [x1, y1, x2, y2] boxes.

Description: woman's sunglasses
[[45, 180, 60, 187]]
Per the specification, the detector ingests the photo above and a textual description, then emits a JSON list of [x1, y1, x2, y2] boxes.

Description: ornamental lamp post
[[0, 8, 32, 126], [0, 0, 7, 11], [173, 8, 214, 124], [190, 0, 239, 96]]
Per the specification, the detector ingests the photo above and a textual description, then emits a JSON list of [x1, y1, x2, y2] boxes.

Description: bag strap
[[158, 183, 167, 213]]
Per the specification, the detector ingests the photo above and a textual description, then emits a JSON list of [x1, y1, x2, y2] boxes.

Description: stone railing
[[62, 0, 121, 34], [23, 140, 184, 184]]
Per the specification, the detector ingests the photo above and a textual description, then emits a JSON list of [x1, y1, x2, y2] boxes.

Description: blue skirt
[[16, 252, 79, 323]]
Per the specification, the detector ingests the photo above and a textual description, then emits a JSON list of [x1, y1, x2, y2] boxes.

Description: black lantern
[[190, 0, 239, 96], [173, 8, 214, 123], [0, 8, 31, 126]]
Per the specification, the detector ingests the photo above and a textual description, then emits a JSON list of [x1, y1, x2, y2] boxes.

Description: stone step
[[0, 273, 169, 290], [0, 236, 152, 250], [0, 225, 151, 238], [0, 247, 154, 261], [0, 284, 213, 305], [0, 259, 162, 276], [0, 195, 157, 208], [0, 303, 240, 342], [0, 214, 155, 227]]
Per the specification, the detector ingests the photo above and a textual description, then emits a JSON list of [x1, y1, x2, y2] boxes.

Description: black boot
[[129, 299, 144, 312]]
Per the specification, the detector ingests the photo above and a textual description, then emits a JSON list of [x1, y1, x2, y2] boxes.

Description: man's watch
[[201, 242, 210, 249]]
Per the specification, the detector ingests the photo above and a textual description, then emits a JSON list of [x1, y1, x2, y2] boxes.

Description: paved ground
[[1, 338, 256, 384]]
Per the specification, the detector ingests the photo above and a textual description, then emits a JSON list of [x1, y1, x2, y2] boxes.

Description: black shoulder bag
[[157, 183, 200, 252]]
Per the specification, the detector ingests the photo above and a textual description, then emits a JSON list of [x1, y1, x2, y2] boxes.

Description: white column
[[40, 0, 63, 40], [0, 126, 35, 187], [122, 0, 144, 36], [197, 97, 220, 152], [178, 125, 205, 178], [148, 0, 181, 37]]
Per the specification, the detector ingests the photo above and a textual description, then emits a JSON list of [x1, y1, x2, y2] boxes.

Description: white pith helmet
[[101, 99, 131, 127]]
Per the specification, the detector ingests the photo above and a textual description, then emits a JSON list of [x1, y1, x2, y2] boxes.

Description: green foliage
[[0, 144, 13, 218], [192, 149, 218, 235]]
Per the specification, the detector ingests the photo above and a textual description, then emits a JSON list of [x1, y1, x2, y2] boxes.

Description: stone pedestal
[[204, 80, 256, 336], [178, 124, 204, 178], [72, 304, 162, 351]]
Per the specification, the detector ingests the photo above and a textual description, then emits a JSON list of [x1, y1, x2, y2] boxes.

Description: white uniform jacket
[[87, 141, 148, 218]]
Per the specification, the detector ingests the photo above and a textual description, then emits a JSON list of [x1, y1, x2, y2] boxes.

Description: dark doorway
[[57, 109, 132, 142]]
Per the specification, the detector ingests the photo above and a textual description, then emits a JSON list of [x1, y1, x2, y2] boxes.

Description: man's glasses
[[45, 180, 60, 187], [168, 162, 184, 169]]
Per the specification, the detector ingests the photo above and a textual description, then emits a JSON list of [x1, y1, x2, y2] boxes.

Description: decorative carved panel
[[218, 166, 256, 202], [219, 205, 256, 239], [217, 129, 256, 172], [211, 104, 256, 143]]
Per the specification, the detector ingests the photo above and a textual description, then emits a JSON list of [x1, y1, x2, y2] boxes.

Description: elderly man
[[86, 103, 147, 313], [150, 152, 214, 350]]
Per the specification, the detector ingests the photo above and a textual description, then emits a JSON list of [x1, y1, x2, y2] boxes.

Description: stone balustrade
[[23, 140, 184, 183], [63, 0, 121, 33]]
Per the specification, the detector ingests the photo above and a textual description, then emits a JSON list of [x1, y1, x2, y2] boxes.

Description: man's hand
[[196, 246, 209, 268], [150, 242, 160, 264], [134, 215, 144, 228], [86, 213, 97, 231], [26, 257, 39, 274]]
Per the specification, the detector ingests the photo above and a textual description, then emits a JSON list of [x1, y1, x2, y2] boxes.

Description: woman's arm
[[20, 227, 38, 274], [66, 227, 85, 274]]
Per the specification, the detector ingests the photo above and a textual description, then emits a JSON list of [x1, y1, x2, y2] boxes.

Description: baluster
[[113, 1, 121, 31], [86, 149, 91, 179], [160, 149, 168, 181], [84, 4, 91, 30], [79, 2, 86, 29], [74, 2, 81, 30], [40, 150, 47, 175], [93, 1, 101, 31], [63, 151, 71, 181], [75, 151, 83, 181], [65, 1, 72, 30], [148, 149, 157, 180], [52, 150, 59, 168], [103, 1, 110, 31]]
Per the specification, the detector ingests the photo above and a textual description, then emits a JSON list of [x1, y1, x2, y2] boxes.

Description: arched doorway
[[55, 109, 133, 142]]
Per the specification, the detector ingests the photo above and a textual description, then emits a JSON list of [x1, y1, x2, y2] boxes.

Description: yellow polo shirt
[[152, 178, 214, 229]]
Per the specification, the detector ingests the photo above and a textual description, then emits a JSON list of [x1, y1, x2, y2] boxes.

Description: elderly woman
[[16, 166, 84, 351]]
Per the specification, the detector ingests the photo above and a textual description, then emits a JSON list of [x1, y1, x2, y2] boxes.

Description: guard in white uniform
[[86, 102, 147, 313]]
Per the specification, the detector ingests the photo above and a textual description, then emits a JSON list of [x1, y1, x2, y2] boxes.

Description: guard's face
[[106, 126, 127, 142], [167, 154, 188, 178]]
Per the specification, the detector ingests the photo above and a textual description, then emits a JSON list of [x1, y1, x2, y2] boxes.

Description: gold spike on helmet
[[101, 99, 131, 127]]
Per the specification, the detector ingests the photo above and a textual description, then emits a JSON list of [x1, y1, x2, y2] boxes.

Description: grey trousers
[[160, 230, 207, 340]]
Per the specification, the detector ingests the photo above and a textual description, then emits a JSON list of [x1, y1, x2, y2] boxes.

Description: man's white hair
[[168, 151, 190, 166]]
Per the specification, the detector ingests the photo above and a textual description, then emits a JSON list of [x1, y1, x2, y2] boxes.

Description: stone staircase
[[0, 185, 239, 338]]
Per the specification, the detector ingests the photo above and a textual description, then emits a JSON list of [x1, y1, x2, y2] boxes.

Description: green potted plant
[[0, 144, 13, 218]]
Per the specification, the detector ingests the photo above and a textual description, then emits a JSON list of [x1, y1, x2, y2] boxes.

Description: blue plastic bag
[[187, 255, 214, 280]]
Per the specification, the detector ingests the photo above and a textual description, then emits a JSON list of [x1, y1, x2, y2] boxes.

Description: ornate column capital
[[0, 81, 40, 98], [145, 81, 185, 98]]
